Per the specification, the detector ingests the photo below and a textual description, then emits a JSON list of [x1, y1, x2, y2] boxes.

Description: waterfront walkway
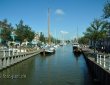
[[82, 46, 110, 85], [0, 47, 42, 71], [82, 47, 110, 72]]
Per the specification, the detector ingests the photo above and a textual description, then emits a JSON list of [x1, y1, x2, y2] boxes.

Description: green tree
[[103, 1, 110, 18], [15, 20, 35, 43], [0, 19, 13, 45], [78, 36, 89, 45], [39, 32, 45, 43], [84, 19, 108, 52]]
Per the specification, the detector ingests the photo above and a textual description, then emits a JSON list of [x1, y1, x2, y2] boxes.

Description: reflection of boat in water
[[74, 51, 81, 61], [74, 51, 81, 56]]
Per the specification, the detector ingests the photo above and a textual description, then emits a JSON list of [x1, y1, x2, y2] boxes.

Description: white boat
[[54, 45, 58, 48], [72, 27, 82, 53], [73, 43, 80, 49], [73, 43, 81, 53], [40, 8, 56, 55], [41, 45, 55, 55]]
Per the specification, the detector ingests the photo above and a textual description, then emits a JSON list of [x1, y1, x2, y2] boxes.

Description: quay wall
[[82, 51, 110, 85], [0, 50, 41, 71]]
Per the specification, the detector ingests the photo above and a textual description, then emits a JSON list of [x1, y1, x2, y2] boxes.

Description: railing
[[0, 47, 40, 70], [96, 54, 110, 71], [0, 47, 40, 58]]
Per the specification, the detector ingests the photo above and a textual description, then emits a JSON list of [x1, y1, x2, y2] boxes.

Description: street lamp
[[10, 31, 16, 55], [11, 31, 16, 43]]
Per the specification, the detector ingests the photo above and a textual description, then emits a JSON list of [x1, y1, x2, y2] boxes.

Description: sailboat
[[73, 38, 80, 52], [40, 8, 55, 55], [73, 28, 81, 54]]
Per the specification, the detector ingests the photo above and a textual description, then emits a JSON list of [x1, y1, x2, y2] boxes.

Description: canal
[[0, 45, 97, 85]]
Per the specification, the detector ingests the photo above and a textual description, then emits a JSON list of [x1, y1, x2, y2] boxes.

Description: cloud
[[55, 9, 64, 15], [60, 30, 68, 34]]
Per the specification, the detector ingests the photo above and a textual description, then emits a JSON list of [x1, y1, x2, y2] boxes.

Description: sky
[[0, 0, 107, 40]]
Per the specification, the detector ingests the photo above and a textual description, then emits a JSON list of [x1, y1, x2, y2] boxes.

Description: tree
[[39, 32, 45, 43], [15, 20, 35, 43], [84, 19, 108, 52], [0, 19, 13, 45], [103, 1, 110, 18], [78, 36, 89, 45]]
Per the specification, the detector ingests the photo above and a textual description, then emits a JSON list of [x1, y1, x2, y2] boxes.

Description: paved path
[[82, 47, 110, 72]]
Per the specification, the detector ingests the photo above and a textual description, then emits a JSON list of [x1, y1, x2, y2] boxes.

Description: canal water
[[0, 45, 96, 85]]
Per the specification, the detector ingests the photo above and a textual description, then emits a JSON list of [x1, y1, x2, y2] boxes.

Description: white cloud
[[60, 30, 68, 34], [55, 9, 64, 15]]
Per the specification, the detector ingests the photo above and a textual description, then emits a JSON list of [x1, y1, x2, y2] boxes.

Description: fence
[[96, 54, 110, 71]]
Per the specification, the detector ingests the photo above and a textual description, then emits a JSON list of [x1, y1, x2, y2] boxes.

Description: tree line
[[78, 1, 110, 52], [0, 19, 35, 46], [39, 32, 60, 44], [0, 19, 60, 46]]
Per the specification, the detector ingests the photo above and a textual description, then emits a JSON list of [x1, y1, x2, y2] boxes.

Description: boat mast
[[48, 8, 51, 45], [77, 26, 78, 43]]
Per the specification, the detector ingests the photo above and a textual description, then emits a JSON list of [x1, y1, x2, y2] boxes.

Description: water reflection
[[74, 52, 81, 61]]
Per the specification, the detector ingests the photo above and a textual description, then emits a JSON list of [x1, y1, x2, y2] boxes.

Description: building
[[31, 32, 40, 45]]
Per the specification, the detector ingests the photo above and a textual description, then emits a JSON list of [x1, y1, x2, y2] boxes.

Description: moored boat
[[73, 43, 82, 54], [40, 46, 55, 55]]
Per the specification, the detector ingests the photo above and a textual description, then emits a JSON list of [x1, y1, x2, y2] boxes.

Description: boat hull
[[73, 46, 82, 54], [40, 49, 55, 55]]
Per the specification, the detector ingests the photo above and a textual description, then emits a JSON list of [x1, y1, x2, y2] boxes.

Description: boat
[[53, 45, 58, 49], [73, 43, 79, 49], [59, 43, 63, 46], [59, 42, 67, 46], [72, 27, 82, 54], [40, 45, 55, 55], [40, 8, 55, 55], [73, 43, 81, 53]]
